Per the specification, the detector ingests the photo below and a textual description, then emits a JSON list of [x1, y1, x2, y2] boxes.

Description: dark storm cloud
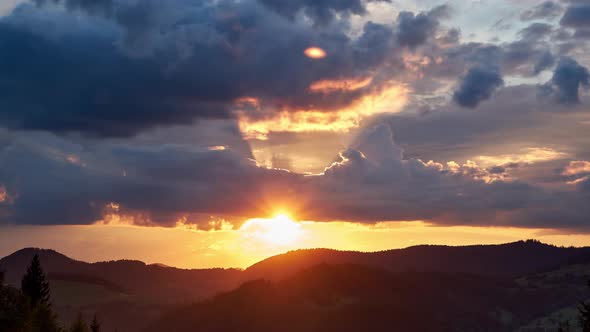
[[33, 0, 114, 16], [560, 3, 590, 28], [501, 40, 547, 75], [521, 1, 563, 21], [257, 0, 389, 25], [453, 66, 504, 108], [0, 130, 300, 227], [534, 51, 556, 74], [0, 0, 425, 137], [2, 124, 589, 231], [413, 14, 571, 86], [0, 18, 232, 137], [0, 0, 588, 232], [542, 57, 590, 104], [395, 5, 450, 49], [303, 125, 590, 230]]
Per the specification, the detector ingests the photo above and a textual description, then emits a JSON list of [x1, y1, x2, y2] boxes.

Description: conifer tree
[[21, 254, 51, 307], [558, 320, 571, 332], [32, 303, 62, 332], [69, 312, 89, 332], [90, 314, 101, 332], [21, 254, 62, 332], [580, 279, 590, 332], [581, 303, 590, 331], [0, 271, 31, 332]]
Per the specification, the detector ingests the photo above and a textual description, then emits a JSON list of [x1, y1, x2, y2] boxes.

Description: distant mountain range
[[147, 263, 590, 332], [0, 247, 243, 303], [244, 240, 590, 280], [2, 240, 590, 331]]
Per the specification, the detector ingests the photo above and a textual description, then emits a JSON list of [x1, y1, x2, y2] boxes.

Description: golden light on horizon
[[240, 213, 303, 246], [304, 47, 327, 59], [5, 221, 590, 269]]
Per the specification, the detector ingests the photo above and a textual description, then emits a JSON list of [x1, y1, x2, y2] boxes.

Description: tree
[[69, 313, 89, 332], [21, 254, 62, 332], [90, 314, 101, 332], [581, 279, 590, 332], [21, 254, 51, 307], [558, 320, 571, 332], [31, 303, 62, 332], [0, 277, 31, 332]]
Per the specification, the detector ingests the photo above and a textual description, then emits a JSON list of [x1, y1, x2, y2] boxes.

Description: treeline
[[0, 254, 110, 332], [556, 279, 590, 332]]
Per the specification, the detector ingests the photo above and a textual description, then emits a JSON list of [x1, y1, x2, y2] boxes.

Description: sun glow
[[240, 214, 303, 246]]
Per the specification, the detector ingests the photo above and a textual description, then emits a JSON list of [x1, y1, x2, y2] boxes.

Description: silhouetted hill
[[244, 240, 590, 281], [0, 248, 243, 331], [0, 248, 242, 302], [145, 263, 590, 332], [3, 241, 590, 331]]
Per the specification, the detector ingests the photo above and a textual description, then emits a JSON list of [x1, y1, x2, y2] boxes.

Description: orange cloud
[[0, 185, 7, 203], [309, 77, 373, 93], [477, 147, 568, 166], [237, 82, 410, 140], [562, 160, 590, 176]]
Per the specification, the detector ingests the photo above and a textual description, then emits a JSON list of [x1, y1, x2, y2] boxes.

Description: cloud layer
[[0, 0, 589, 233]]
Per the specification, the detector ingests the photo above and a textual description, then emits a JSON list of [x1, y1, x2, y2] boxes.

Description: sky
[[0, 0, 590, 268]]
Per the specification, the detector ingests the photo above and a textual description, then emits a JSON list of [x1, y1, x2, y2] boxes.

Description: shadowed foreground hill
[[145, 263, 590, 332], [0, 248, 242, 302], [0, 248, 242, 331], [244, 240, 590, 281]]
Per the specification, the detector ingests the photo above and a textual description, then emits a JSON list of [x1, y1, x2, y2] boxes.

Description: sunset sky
[[0, 0, 590, 268]]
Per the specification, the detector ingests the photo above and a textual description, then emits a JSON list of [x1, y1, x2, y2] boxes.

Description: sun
[[240, 213, 303, 246]]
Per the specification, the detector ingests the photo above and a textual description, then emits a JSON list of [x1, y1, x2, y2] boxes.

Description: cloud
[[1, 122, 589, 231], [257, 0, 389, 26], [0, 129, 299, 227], [0, 0, 414, 137], [395, 5, 449, 49], [518, 22, 553, 41], [0, 0, 588, 233], [563, 160, 590, 176], [534, 51, 556, 75], [33, 0, 113, 16], [383, 83, 590, 168], [453, 66, 504, 108], [560, 3, 590, 29], [521, 1, 563, 21], [542, 57, 590, 104], [306, 124, 590, 230]]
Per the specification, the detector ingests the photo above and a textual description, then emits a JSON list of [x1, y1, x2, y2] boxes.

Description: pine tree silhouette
[[580, 280, 590, 332], [21, 254, 51, 307], [90, 314, 101, 332], [558, 320, 571, 332], [70, 312, 89, 332]]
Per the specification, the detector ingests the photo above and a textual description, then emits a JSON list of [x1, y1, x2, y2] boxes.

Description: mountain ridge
[[3, 240, 590, 332], [244, 240, 590, 281]]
